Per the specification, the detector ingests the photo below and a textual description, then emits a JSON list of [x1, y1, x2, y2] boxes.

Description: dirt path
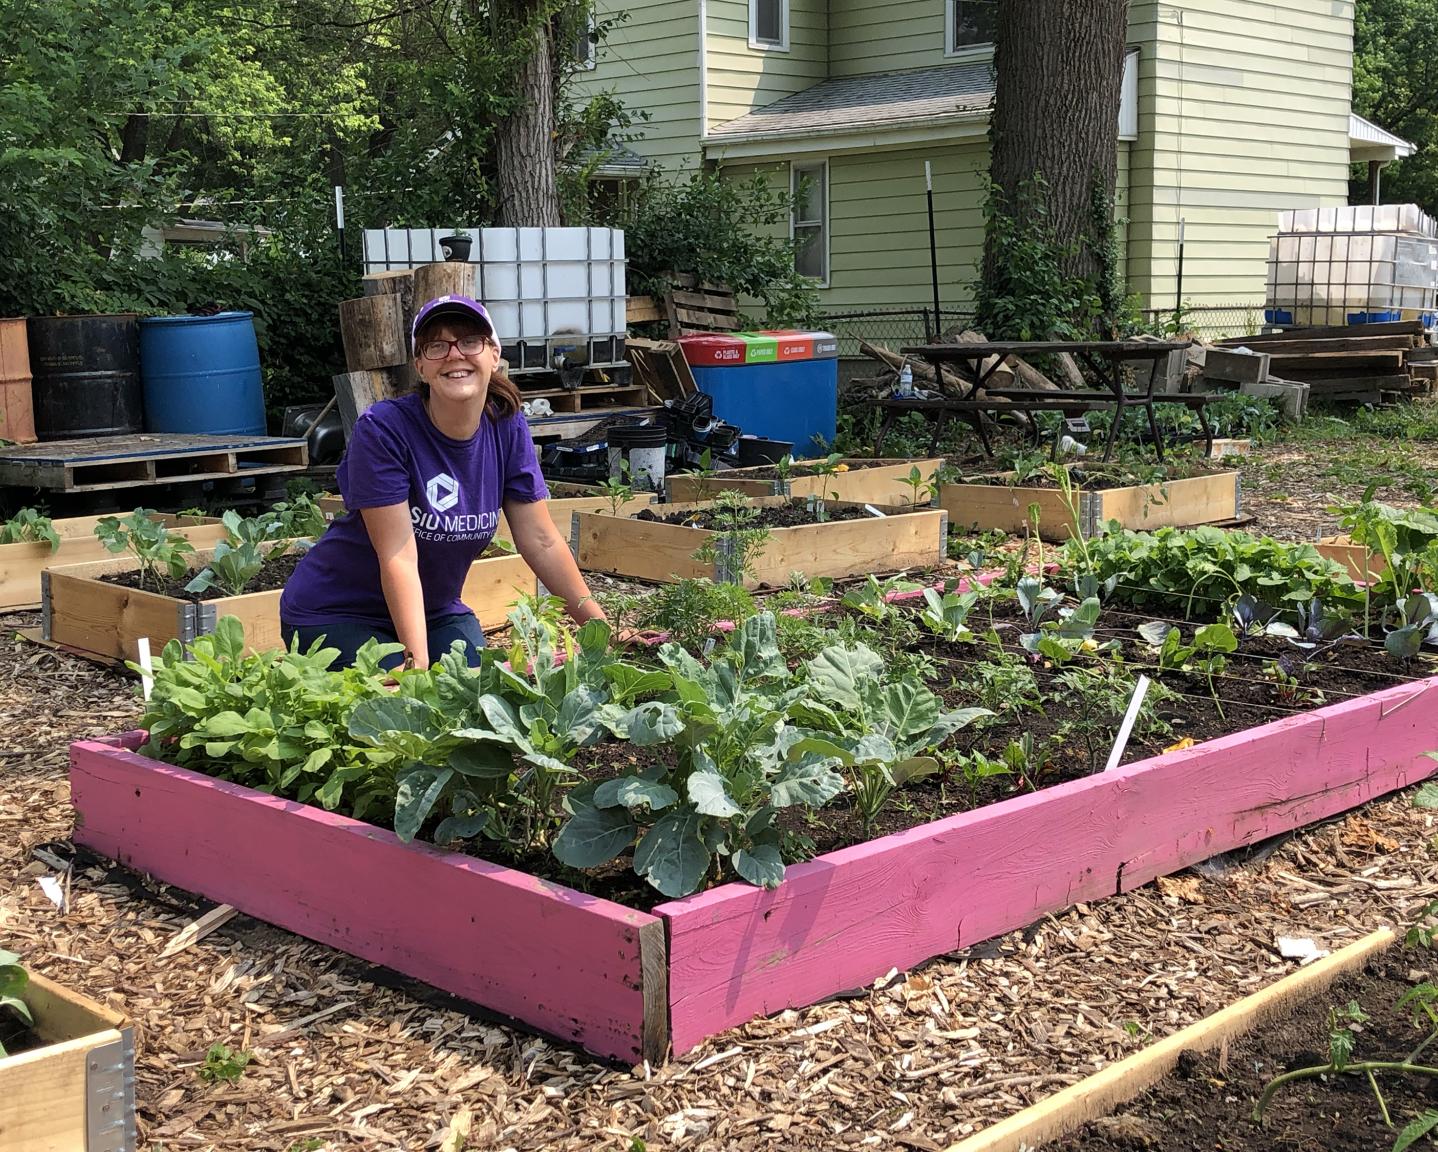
[[2, 612, 1435, 1151]]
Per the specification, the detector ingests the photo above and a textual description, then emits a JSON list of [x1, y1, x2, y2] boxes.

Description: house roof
[[1349, 113, 1416, 163], [707, 61, 994, 144]]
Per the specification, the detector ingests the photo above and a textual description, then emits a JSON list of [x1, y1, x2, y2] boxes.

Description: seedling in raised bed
[[1385, 593, 1438, 661], [184, 539, 267, 597], [896, 465, 935, 510], [1262, 658, 1325, 709], [807, 453, 846, 523], [955, 750, 1012, 804], [596, 459, 636, 516], [1231, 593, 1299, 641], [692, 491, 771, 585], [0, 507, 60, 552], [1016, 574, 1063, 629], [94, 508, 196, 591]]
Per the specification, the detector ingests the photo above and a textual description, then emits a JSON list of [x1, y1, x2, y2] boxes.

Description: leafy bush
[[95, 509, 195, 591], [612, 170, 819, 327], [0, 509, 60, 552]]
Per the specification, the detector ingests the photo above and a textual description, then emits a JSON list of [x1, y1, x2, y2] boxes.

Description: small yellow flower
[[834, 463, 850, 472]]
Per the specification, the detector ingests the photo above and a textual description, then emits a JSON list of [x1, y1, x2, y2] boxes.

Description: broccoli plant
[[94, 509, 195, 590], [0, 508, 60, 552]]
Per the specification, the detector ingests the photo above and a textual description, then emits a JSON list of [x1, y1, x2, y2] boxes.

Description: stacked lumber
[[1212, 320, 1427, 404]]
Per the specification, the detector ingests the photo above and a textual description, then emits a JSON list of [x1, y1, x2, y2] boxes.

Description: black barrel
[[27, 314, 144, 439]]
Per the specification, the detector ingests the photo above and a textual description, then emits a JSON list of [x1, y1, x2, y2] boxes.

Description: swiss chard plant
[[0, 507, 60, 551], [95, 508, 196, 591]]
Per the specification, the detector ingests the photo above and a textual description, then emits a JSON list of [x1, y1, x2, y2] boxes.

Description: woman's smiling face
[[414, 320, 501, 406]]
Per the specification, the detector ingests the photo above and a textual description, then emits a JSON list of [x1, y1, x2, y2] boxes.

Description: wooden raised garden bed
[[573, 497, 948, 588], [939, 469, 1241, 542], [69, 672, 1438, 1065], [0, 967, 136, 1151], [0, 514, 226, 611], [43, 550, 536, 663], [665, 457, 946, 505], [319, 486, 658, 542]]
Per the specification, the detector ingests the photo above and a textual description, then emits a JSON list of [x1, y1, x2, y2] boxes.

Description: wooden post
[[413, 262, 478, 311], [362, 269, 417, 338], [339, 295, 408, 371], [333, 369, 397, 435]]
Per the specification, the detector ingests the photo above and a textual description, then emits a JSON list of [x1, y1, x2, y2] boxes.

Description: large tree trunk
[[984, 1, 1128, 289], [493, 0, 561, 227]]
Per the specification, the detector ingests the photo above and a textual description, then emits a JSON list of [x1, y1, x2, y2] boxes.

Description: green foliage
[[1352, 0, 1438, 214], [0, 949, 33, 1058], [1070, 524, 1364, 621], [184, 538, 267, 598], [634, 578, 756, 655], [198, 1043, 250, 1085], [95, 509, 195, 591], [614, 171, 819, 327], [692, 491, 772, 584], [0, 508, 60, 552], [917, 585, 981, 642], [975, 175, 1129, 341]]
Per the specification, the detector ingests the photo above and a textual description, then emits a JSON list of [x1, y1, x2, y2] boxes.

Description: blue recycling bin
[[678, 331, 838, 458]]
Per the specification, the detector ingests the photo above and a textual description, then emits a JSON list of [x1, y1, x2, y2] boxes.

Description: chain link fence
[[818, 303, 1267, 355], [816, 307, 976, 359]]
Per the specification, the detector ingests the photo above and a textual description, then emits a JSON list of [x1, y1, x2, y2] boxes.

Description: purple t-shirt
[[281, 392, 547, 628]]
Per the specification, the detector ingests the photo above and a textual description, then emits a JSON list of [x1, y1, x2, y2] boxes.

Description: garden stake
[[1104, 675, 1151, 772]]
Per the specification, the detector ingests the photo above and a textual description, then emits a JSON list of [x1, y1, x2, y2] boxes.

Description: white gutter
[[697, 0, 709, 142], [704, 109, 990, 161]]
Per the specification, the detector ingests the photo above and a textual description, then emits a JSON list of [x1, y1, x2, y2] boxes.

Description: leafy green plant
[[634, 578, 755, 654], [807, 453, 845, 523], [0, 507, 60, 551], [917, 585, 981, 642], [596, 460, 636, 515], [971, 656, 1043, 718], [0, 949, 33, 1057], [955, 749, 1014, 804], [896, 465, 935, 510], [95, 509, 196, 591], [268, 494, 328, 541], [1070, 524, 1364, 621], [773, 453, 795, 488], [1385, 593, 1438, 660], [198, 1043, 250, 1085], [1016, 574, 1063, 629], [184, 538, 267, 597], [692, 491, 771, 585], [841, 574, 921, 623]]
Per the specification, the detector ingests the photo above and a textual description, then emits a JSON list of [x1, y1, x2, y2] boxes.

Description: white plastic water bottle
[[897, 364, 914, 396], [1059, 434, 1089, 457]]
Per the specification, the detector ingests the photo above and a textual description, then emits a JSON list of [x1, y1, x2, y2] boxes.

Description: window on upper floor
[[792, 161, 827, 284], [572, 10, 596, 68], [946, 0, 997, 55], [750, 0, 789, 51]]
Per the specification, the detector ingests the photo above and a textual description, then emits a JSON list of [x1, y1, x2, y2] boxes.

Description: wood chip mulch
[[2, 611, 1435, 1152]]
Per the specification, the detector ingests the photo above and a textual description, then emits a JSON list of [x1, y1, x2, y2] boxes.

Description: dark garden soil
[[1050, 949, 1438, 1152], [635, 502, 926, 530], [99, 552, 306, 602], [483, 597, 1430, 913], [730, 457, 919, 480], [0, 1014, 41, 1057]]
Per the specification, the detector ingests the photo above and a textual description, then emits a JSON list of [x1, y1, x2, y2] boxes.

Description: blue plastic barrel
[[138, 312, 267, 435]]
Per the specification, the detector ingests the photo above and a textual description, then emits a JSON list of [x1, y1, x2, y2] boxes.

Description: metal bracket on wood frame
[[1079, 491, 1101, 539], [936, 510, 950, 563], [86, 1030, 137, 1152], [1234, 472, 1243, 518], [40, 569, 52, 639], [568, 516, 581, 561]]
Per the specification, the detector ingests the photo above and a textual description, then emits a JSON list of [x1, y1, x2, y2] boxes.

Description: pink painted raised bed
[[70, 675, 1438, 1063]]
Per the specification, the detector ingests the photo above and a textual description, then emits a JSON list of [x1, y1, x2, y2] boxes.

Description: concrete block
[[1202, 348, 1271, 385], [1237, 376, 1308, 422]]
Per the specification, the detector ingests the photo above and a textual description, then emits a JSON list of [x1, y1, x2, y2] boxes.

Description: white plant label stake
[[864, 504, 887, 518], [1104, 674, 1151, 772], [137, 636, 154, 702]]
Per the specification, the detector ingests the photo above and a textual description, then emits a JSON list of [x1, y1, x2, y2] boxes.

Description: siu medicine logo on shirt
[[426, 471, 460, 512], [412, 471, 498, 542]]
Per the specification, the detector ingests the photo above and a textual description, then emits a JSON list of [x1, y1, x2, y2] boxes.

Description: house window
[[946, 0, 997, 54], [573, 12, 596, 68], [792, 162, 827, 283], [750, 0, 788, 50]]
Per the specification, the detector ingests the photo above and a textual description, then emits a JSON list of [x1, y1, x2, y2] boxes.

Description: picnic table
[[883, 339, 1213, 462]]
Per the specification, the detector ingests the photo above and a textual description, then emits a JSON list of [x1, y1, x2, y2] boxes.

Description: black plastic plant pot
[[439, 234, 472, 261]]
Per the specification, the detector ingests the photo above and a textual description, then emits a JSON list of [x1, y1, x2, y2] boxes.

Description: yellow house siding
[[828, 0, 948, 78], [1124, 0, 1354, 307], [706, 0, 827, 131], [572, 0, 701, 167]]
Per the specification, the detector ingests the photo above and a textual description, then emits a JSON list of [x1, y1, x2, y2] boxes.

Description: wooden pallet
[[519, 384, 651, 414], [625, 338, 697, 401], [0, 433, 308, 492]]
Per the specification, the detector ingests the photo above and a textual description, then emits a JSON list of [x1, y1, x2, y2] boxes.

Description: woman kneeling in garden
[[280, 294, 605, 668]]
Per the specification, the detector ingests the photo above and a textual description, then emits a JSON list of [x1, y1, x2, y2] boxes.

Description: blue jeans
[[281, 612, 487, 671]]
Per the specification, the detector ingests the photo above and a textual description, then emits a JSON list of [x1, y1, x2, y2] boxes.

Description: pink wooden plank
[[660, 676, 1438, 1054], [69, 738, 658, 1063]]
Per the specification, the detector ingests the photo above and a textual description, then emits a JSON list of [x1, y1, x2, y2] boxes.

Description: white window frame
[[1118, 48, 1139, 140], [749, 0, 789, 52], [790, 159, 829, 287], [576, 12, 597, 69], [944, 0, 996, 59]]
